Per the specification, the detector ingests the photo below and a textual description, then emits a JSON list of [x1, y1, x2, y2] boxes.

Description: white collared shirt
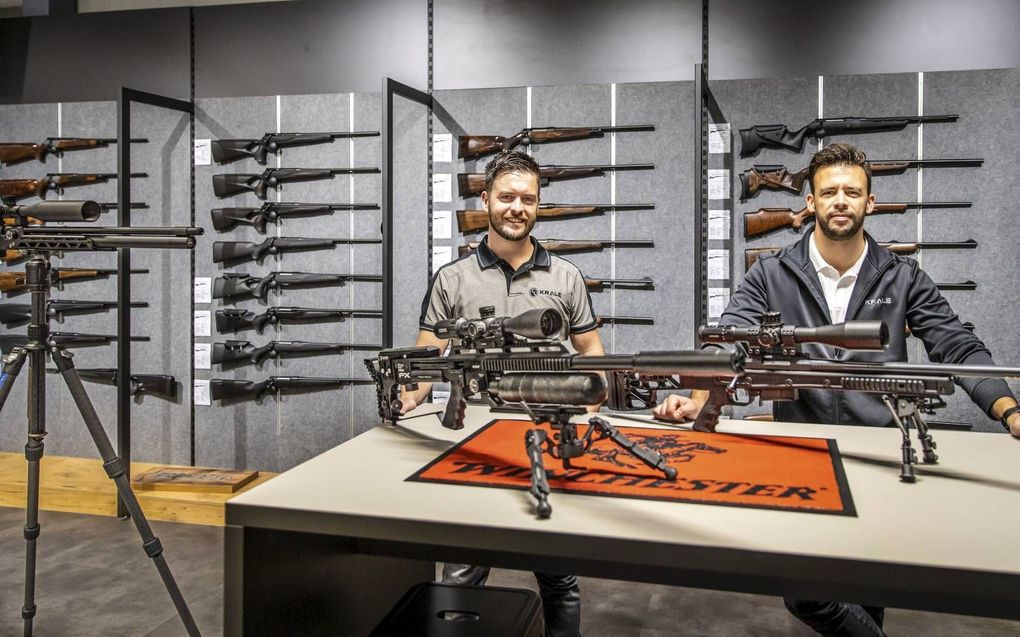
[[808, 234, 868, 324]]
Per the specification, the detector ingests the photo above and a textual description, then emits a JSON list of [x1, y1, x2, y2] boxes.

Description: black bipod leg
[[910, 402, 939, 464], [50, 346, 202, 636], [883, 395, 917, 483], [524, 429, 552, 519], [588, 416, 677, 480]]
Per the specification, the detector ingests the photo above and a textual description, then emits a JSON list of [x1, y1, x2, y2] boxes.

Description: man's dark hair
[[483, 150, 542, 195], [808, 142, 872, 193]]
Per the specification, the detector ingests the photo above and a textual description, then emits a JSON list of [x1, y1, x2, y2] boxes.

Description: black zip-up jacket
[[720, 230, 1011, 427]]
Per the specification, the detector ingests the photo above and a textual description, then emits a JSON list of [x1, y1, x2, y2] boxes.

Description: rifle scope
[[699, 312, 889, 352], [1, 199, 101, 223], [434, 308, 564, 342], [493, 372, 607, 405]]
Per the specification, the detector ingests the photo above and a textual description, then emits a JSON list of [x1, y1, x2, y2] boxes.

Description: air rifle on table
[[214, 307, 382, 334], [0, 138, 147, 167], [212, 272, 382, 303], [459, 124, 654, 159], [212, 236, 381, 266], [457, 203, 653, 234], [210, 376, 373, 403], [744, 239, 977, 271], [212, 167, 379, 199], [739, 158, 983, 199], [211, 202, 379, 233], [459, 238, 653, 257], [0, 300, 148, 328], [739, 115, 958, 157], [46, 368, 176, 401], [213, 340, 379, 368], [212, 131, 379, 165], [0, 172, 148, 201], [743, 201, 971, 239], [458, 163, 653, 198], [608, 311, 1020, 482]]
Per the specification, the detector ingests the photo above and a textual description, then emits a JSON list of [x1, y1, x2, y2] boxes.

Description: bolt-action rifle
[[458, 163, 653, 198], [1, 332, 149, 354], [212, 340, 379, 367], [1, 267, 149, 295], [745, 239, 977, 271], [211, 202, 379, 233], [0, 138, 147, 167], [584, 277, 654, 292], [743, 201, 971, 239], [211, 131, 379, 165], [212, 236, 381, 266], [739, 115, 957, 156], [739, 159, 983, 199], [0, 300, 148, 328], [456, 202, 653, 234], [0, 172, 148, 201], [459, 238, 653, 258], [210, 376, 373, 403], [459, 124, 654, 159], [212, 167, 380, 199], [45, 368, 176, 401], [212, 272, 382, 303], [214, 306, 382, 334]]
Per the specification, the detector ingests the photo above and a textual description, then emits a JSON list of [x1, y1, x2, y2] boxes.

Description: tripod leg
[[588, 416, 678, 480], [50, 347, 202, 636], [524, 429, 552, 519], [882, 395, 916, 483], [911, 403, 939, 464]]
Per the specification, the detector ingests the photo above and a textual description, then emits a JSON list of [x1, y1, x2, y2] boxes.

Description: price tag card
[[194, 343, 211, 370], [707, 249, 730, 280], [433, 133, 453, 163], [708, 124, 731, 154], [708, 210, 731, 240], [708, 287, 731, 319], [433, 174, 452, 203], [432, 246, 452, 274], [193, 380, 211, 406], [708, 170, 730, 200], [432, 210, 452, 239], [194, 139, 211, 166], [194, 311, 211, 337], [194, 277, 212, 304]]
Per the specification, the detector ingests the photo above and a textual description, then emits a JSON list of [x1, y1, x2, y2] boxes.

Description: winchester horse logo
[[586, 432, 727, 470]]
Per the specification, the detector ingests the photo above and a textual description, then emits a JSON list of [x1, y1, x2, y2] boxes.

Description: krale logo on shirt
[[529, 288, 563, 298]]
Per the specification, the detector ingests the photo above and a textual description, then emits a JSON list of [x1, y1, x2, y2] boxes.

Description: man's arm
[[569, 328, 606, 412], [398, 329, 450, 414]]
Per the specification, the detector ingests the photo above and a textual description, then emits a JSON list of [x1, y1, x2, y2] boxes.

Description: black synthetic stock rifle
[[214, 306, 382, 334], [739, 115, 957, 156], [366, 308, 743, 431], [212, 131, 379, 165], [0, 300, 148, 327], [0, 172, 148, 201], [0, 138, 148, 167], [739, 158, 983, 199], [212, 167, 379, 199], [609, 312, 1020, 481], [456, 203, 653, 234], [596, 315, 654, 326], [212, 236, 381, 265], [1, 267, 149, 296], [211, 202, 379, 233], [46, 368, 176, 400], [743, 201, 971, 239], [1, 332, 149, 353], [213, 340, 380, 367], [458, 163, 653, 197], [459, 238, 653, 257], [212, 272, 383, 302], [744, 239, 977, 271], [458, 124, 654, 158], [210, 376, 373, 403], [584, 277, 654, 292]]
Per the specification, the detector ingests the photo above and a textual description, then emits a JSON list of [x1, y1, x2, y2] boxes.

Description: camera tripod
[[520, 404, 678, 519], [0, 201, 201, 636]]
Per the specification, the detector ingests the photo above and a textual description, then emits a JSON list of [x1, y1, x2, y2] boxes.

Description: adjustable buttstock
[[211, 140, 256, 165], [739, 124, 810, 157], [212, 174, 257, 198], [458, 136, 506, 159], [210, 208, 255, 232]]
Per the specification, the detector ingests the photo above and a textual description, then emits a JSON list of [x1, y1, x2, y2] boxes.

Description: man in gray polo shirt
[[402, 150, 604, 637]]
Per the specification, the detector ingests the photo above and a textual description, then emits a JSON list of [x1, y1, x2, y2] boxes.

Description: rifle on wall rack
[[459, 124, 654, 158], [457, 203, 653, 234], [212, 131, 379, 165], [743, 201, 971, 239], [738, 115, 958, 156], [0, 138, 148, 166], [458, 163, 653, 198], [211, 202, 379, 233]]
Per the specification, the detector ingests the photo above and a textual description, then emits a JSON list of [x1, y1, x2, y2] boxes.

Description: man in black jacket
[[654, 142, 1020, 636]]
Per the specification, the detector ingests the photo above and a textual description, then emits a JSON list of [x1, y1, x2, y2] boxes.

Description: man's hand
[[399, 395, 419, 415], [652, 394, 702, 422], [1008, 412, 1020, 438]]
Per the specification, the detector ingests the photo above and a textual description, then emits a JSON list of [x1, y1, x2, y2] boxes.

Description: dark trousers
[[784, 597, 886, 636], [442, 563, 581, 637]]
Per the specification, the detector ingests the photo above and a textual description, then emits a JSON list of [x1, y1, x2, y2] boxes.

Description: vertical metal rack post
[[116, 87, 194, 517], [694, 0, 710, 340]]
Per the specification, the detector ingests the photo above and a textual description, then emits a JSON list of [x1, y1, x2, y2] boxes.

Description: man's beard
[[818, 211, 864, 241], [489, 210, 536, 241]]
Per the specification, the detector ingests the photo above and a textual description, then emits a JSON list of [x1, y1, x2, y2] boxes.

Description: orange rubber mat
[[409, 419, 855, 516]]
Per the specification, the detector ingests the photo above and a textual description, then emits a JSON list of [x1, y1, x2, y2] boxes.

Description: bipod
[[0, 254, 201, 636], [520, 404, 678, 519], [882, 394, 940, 483]]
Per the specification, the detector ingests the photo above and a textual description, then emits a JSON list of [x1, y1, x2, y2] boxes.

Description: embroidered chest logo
[[864, 297, 892, 305], [529, 288, 563, 298]]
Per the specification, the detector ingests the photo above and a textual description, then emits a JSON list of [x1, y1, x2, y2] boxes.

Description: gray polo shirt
[[419, 236, 598, 335]]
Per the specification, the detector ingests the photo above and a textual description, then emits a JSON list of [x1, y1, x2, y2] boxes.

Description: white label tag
[[708, 124, 731, 154], [194, 139, 211, 166], [193, 311, 211, 337], [708, 170, 730, 200], [432, 245, 452, 274], [193, 277, 212, 304], [432, 133, 453, 163], [707, 249, 730, 280], [193, 380, 211, 406], [708, 210, 731, 240], [194, 343, 211, 370], [432, 210, 452, 239], [708, 287, 731, 319], [432, 174, 452, 203]]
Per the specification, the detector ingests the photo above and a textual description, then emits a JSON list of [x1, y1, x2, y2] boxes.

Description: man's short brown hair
[[483, 150, 542, 195], [808, 142, 872, 193]]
